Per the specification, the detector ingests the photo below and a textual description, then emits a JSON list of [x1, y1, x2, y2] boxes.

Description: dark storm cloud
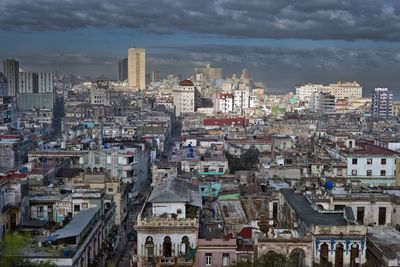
[[1, 0, 400, 41], [3, 45, 399, 90]]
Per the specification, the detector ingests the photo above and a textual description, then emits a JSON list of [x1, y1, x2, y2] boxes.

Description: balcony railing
[[159, 256, 175, 266], [177, 257, 194, 266]]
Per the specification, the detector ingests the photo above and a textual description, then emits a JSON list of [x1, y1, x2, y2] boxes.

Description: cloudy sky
[[1, 0, 400, 93]]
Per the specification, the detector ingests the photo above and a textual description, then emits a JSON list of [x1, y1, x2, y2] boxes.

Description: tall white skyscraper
[[128, 48, 146, 90], [3, 59, 19, 96]]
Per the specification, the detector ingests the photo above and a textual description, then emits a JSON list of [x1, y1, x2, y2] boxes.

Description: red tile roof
[[203, 117, 247, 127], [350, 142, 399, 156], [0, 171, 29, 179], [179, 80, 194, 86], [219, 93, 233, 99]]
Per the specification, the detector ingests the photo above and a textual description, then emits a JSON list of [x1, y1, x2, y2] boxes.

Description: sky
[[1, 0, 400, 93]]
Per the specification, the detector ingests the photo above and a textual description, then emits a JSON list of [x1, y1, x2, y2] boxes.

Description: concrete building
[[392, 101, 400, 117], [29, 195, 72, 223], [371, 88, 393, 118], [0, 179, 8, 239], [118, 58, 128, 81], [195, 64, 222, 81], [19, 72, 53, 94], [83, 145, 150, 196], [17, 72, 54, 111], [3, 59, 19, 96], [347, 142, 398, 186], [296, 81, 362, 101], [309, 91, 335, 114], [128, 48, 146, 90], [216, 93, 234, 113], [0, 96, 16, 128], [173, 80, 199, 117], [135, 178, 201, 267], [17, 93, 55, 110], [151, 70, 160, 83], [19, 72, 38, 93], [0, 135, 32, 172], [196, 238, 237, 267], [276, 189, 367, 267], [90, 80, 110, 106], [0, 73, 8, 96], [21, 206, 115, 267], [37, 72, 54, 93], [233, 89, 250, 114]]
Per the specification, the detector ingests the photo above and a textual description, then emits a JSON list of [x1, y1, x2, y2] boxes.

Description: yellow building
[[128, 48, 146, 91]]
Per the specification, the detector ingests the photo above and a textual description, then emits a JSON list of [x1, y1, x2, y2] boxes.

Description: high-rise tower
[[128, 48, 146, 90], [3, 59, 19, 96]]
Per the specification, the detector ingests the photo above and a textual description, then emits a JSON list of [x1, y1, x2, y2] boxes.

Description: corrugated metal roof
[[51, 207, 100, 240], [148, 178, 202, 208]]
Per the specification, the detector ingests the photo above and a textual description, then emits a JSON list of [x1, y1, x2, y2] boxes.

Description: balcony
[[159, 256, 175, 266], [177, 257, 194, 266]]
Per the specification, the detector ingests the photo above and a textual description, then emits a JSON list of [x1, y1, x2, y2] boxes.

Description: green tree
[[230, 252, 294, 267], [225, 146, 260, 174], [239, 146, 260, 170], [0, 232, 55, 267]]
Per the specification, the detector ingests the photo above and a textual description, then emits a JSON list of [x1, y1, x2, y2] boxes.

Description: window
[[381, 158, 387, 165], [177, 209, 182, 214], [181, 236, 189, 256], [357, 207, 365, 225], [163, 236, 172, 257], [59, 208, 65, 216], [108, 187, 114, 192], [352, 170, 357, 176], [37, 206, 44, 217], [352, 158, 358, 164], [381, 170, 386, 176], [367, 158, 372, 165], [367, 170, 372, 176], [379, 207, 386, 225], [273, 202, 278, 220], [205, 253, 212, 266], [74, 204, 80, 212], [82, 203, 88, 209], [223, 254, 230, 266], [334, 205, 345, 211]]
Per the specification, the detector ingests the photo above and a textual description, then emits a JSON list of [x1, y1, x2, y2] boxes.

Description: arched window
[[335, 243, 344, 267], [163, 236, 172, 257], [181, 236, 189, 256], [290, 248, 306, 267], [350, 243, 359, 267], [145, 236, 154, 262], [320, 243, 329, 266]]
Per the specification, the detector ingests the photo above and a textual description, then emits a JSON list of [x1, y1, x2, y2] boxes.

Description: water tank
[[325, 181, 334, 190]]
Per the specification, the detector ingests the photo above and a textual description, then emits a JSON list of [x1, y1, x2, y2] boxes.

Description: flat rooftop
[[368, 227, 400, 263], [281, 189, 348, 226]]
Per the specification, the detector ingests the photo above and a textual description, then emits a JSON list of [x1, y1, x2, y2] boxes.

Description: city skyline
[[0, 0, 400, 92]]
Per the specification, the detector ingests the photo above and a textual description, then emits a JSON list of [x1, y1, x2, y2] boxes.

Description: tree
[[225, 146, 260, 174], [230, 251, 294, 267], [0, 232, 56, 267], [239, 146, 260, 171]]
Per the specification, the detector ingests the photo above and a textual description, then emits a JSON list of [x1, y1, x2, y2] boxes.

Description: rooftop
[[368, 227, 400, 262], [148, 178, 202, 207], [349, 142, 399, 157], [281, 189, 349, 226], [50, 207, 100, 240]]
